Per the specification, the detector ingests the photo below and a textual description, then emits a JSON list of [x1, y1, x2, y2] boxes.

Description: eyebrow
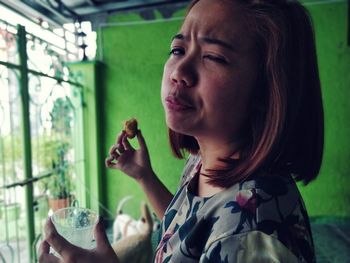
[[172, 33, 236, 52]]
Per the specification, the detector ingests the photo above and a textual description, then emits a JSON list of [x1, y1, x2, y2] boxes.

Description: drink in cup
[[51, 206, 98, 255]]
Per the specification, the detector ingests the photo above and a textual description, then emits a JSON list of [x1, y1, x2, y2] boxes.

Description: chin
[[166, 118, 184, 133], [165, 116, 196, 136]]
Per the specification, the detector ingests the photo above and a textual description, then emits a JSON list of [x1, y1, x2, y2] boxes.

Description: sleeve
[[200, 231, 299, 263]]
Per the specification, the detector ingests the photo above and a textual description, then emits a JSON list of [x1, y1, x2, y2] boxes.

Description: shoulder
[[206, 171, 305, 236], [253, 171, 301, 223], [205, 171, 302, 232], [203, 171, 314, 262]]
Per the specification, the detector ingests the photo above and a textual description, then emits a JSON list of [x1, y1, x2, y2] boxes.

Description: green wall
[[98, 1, 350, 219], [298, 1, 350, 217], [69, 62, 105, 215], [100, 10, 187, 218]]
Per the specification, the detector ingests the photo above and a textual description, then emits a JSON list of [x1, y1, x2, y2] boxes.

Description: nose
[[170, 58, 197, 88]]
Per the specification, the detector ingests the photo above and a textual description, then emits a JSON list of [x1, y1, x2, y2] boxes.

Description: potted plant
[[47, 144, 75, 212], [42, 97, 75, 212]]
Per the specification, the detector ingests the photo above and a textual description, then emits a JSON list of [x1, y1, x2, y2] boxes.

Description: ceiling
[[0, 0, 190, 28], [0, 0, 347, 44]]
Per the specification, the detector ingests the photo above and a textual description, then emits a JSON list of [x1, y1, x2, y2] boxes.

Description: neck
[[190, 136, 242, 197], [196, 136, 241, 171]]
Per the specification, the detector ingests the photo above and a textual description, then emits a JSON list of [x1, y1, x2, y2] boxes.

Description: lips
[[165, 95, 195, 111]]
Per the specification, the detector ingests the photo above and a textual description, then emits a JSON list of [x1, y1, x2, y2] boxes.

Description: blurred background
[[0, 0, 348, 262]]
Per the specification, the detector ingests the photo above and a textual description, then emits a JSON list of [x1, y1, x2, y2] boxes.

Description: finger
[[94, 217, 111, 251], [39, 255, 60, 263], [109, 143, 125, 156], [38, 253, 60, 263], [122, 135, 133, 151], [105, 156, 122, 170], [38, 241, 60, 263], [45, 218, 82, 261], [115, 130, 126, 144], [136, 130, 147, 151], [109, 144, 118, 155], [105, 156, 117, 168], [116, 143, 125, 154], [39, 240, 50, 255], [108, 146, 120, 160], [112, 132, 126, 154]]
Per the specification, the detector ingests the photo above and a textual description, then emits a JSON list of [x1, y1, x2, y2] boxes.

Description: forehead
[[180, 0, 254, 49]]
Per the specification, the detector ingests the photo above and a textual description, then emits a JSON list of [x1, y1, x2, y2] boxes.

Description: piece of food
[[124, 118, 138, 138]]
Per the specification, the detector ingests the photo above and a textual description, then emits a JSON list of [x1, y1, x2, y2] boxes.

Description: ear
[[140, 202, 153, 225], [116, 195, 134, 214]]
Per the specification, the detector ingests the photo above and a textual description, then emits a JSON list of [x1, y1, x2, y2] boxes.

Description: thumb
[[45, 217, 80, 258], [94, 217, 110, 249], [136, 130, 147, 151]]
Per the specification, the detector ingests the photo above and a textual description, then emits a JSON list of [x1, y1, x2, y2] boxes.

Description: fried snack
[[124, 118, 138, 139]]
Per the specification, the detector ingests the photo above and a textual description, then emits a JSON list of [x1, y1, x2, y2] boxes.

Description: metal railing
[[0, 17, 84, 263]]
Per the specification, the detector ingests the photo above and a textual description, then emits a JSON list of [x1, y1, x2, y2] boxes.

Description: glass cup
[[51, 206, 99, 256]]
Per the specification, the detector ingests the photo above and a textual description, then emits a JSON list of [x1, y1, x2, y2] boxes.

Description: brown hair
[[168, 0, 324, 187]]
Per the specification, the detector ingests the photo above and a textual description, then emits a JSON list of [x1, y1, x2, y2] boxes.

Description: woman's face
[[161, 0, 259, 142]]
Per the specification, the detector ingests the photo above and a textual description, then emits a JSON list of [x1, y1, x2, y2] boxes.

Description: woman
[[39, 0, 323, 262]]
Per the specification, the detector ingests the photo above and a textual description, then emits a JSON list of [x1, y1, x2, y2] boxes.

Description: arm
[[138, 170, 173, 219], [106, 129, 173, 219]]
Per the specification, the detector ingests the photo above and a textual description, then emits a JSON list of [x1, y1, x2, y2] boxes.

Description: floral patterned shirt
[[154, 155, 315, 263]]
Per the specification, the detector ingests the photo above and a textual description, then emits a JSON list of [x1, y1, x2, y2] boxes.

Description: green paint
[[99, 1, 350, 218], [17, 25, 35, 261], [69, 62, 105, 215], [100, 14, 186, 218], [298, 1, 350, 217]]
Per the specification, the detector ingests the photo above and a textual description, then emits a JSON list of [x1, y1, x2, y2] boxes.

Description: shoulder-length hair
[[168, 0, 324, 187]]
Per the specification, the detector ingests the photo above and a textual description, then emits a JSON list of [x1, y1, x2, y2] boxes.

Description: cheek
[[205, 78, 250, 115], [161, 64, 170, 103], [212, 94, 237, 115], [206, 79, 239, 105]]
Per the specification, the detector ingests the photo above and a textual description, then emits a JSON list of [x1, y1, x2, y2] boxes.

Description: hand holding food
[[105, 118, 154, 182]]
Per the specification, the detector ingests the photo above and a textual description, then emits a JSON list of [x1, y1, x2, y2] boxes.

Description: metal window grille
[[0, 18, 84, 263]]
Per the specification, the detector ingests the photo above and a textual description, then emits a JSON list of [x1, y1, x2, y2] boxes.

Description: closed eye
[[204, 54, 228, 64]]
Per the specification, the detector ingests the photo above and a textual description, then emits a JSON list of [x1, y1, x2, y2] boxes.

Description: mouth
[[165, 95, 195, 112]]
